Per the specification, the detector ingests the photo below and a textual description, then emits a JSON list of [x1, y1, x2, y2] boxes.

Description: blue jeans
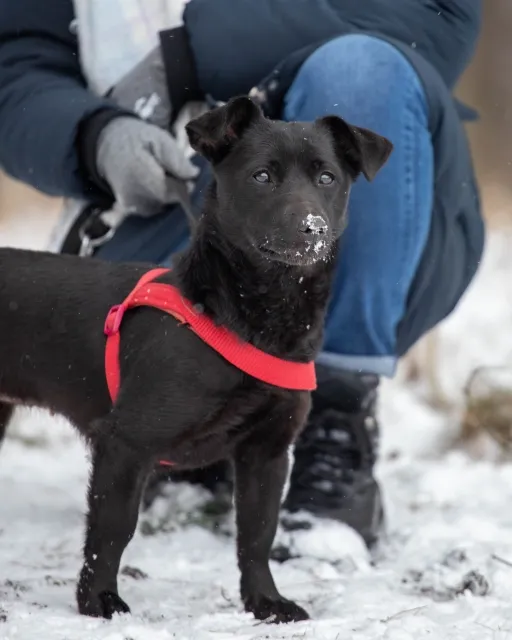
[[98, 35, 433, 377], [286, 34, 433, 376]]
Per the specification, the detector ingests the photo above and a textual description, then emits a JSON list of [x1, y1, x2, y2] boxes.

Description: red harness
[[103, 269, 317, 456]]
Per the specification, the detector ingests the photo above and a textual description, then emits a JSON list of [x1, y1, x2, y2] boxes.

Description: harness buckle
[[104, 304, 127, 336]]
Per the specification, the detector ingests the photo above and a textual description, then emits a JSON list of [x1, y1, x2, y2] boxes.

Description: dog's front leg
[[234, 441, 309, 624], [0, 402, 13, 450], [77, 432, 150, 619]]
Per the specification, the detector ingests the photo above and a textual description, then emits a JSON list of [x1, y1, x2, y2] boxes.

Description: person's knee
[[296, 34, 416, 99], [285, 34, 427, 123]]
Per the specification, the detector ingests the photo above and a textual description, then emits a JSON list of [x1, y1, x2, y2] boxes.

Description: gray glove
[[96, 117, 199, 216], [109, 47, 171, 129]]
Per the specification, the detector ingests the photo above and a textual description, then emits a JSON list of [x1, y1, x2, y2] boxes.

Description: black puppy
[[0, 97, 392, 623]]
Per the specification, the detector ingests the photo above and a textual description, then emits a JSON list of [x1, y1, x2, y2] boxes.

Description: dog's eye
[[319, 172, 335, 186], [253, 170, 271, 184]]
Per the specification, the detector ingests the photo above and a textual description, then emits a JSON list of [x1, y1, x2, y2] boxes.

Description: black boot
[[282, 364, 384, 549]]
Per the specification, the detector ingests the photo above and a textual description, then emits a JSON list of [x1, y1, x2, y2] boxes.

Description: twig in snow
[[220, 587, 233, 605], [491, 553, 512, 569], [474, 621, 498, 633], [381, 605, 428, 623]]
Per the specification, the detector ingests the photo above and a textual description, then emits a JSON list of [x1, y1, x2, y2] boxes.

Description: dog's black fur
[[0, 97, 392, 623]]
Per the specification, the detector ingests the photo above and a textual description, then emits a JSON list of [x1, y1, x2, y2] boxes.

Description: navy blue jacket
[[0, 0, 480, 195], [0, 0, 484, 349]]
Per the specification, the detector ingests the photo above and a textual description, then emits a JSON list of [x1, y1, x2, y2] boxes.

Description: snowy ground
[[2, 230, 512, 640]]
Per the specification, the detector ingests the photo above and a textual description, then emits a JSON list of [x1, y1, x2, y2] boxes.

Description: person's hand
[[96, 117, 199, 216]]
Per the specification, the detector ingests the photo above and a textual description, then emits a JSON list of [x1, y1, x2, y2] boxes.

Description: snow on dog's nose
[[297, 213, 328, 237]]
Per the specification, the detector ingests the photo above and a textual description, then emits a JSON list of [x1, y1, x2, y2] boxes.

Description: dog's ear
[[317, 115, 393, 181], [186, 96, 263, 164]]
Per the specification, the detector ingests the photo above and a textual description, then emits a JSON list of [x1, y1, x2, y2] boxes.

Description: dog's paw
[[77, 590, 131, 619], [244, 595, 309, 624], [98, 591, 131, 619]]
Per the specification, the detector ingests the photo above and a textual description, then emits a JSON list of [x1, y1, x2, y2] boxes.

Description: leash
[[171, 177, 199, 233]]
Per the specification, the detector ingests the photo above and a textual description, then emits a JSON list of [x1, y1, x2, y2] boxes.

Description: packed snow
[[1, 229, 512, 640]]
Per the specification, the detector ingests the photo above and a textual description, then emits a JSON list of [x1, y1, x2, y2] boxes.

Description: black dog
[[0, 97, 392, 623]]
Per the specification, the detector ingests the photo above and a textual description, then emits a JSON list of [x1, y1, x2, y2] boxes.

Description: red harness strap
[[104, 268, 317, 404], [104, 268, 316, 467]]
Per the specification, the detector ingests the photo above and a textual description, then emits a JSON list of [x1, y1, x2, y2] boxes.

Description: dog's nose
[[298, 214, 328, 236]]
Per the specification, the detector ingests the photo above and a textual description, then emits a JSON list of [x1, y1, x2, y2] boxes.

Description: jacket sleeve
[[0, 1, 127, 198]]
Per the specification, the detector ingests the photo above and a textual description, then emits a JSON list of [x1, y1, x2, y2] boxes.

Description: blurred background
[[458, 0, 512, 229]]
